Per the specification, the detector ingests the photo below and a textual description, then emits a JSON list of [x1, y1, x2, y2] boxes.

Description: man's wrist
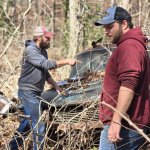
[[66, 59, 70, 65], [112, 112, 122, 124]]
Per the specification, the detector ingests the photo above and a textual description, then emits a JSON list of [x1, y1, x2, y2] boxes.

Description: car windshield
[[69, 48, 110, 78]]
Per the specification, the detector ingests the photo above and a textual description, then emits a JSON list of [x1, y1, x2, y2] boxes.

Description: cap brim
[[95, 19, 116, 26], [44, 32, 55, 38]]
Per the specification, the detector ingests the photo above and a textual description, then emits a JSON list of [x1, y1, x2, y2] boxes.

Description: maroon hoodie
[[99, 27, 150, 128]]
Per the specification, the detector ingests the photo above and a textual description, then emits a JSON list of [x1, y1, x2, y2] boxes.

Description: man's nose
[[104, 30, 109, 36], [104, 28, 111, 37], [103, 27, 107, 32]]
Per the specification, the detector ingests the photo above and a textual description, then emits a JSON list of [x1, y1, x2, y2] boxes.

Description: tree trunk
[[51, 0, 55, 47], [120, 0, 130, 10], [68, 0, 82, 58], [111, 0, 130, 9], [111, 0, 115, 6]]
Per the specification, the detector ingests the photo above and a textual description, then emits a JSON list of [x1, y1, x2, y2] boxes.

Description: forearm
[[56, 59, 68, 68], [47, 76, 59, 89], [112, 86, 134, 123], [56, 59, 77, 68]]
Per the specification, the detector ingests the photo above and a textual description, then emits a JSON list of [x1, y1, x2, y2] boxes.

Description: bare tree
[[120, 0, 130, 10], [68, 0, 83, 58], [111, 0, 130, 9], [111, 0, 115, 6]]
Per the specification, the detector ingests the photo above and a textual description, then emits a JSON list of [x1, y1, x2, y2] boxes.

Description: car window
[[91, 50, 109, 72], [69, 48, 110, 78], [74, 52, 91, 76]]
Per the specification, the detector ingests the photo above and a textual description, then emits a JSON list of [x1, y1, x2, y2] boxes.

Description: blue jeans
[[9, 90, 45, 150], [99, 125, 147, 150]]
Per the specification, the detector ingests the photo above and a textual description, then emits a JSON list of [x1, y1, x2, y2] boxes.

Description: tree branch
[[0, 0, 33, 58], [101, 101, 150, 143]]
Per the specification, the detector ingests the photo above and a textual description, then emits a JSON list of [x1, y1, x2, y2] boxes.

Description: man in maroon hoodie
[[95, 6, 150, 150]]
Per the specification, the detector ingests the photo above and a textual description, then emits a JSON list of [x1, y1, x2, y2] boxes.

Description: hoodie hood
[[25, 40, 37, 48], [117, 27, 147, 49]]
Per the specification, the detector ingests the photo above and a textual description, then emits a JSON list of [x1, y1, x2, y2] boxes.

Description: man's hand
[[67, 59, 81, 66], [100, 71, 105, 80], [56, 86, 67, 95], [100, 71, 105, 78], [108, 122, 122, 143], [55, 86, 63, 94]]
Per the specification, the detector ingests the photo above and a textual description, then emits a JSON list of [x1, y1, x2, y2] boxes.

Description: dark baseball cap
[[95, 6, 131, 26]]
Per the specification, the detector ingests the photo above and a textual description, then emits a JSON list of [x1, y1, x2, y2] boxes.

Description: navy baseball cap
[[95, 6, 131, 26]]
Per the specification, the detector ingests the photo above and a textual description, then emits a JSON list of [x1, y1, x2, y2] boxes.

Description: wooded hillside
[[0, 0, 149, 96]]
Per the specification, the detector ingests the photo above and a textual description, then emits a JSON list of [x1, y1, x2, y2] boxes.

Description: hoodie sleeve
[[116, 40, 144, 91], [25, 46, 57, 70]]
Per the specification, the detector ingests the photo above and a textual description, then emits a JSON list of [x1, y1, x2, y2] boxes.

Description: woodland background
[[0, 0, 150, 149], [0, 0, 149, 97]]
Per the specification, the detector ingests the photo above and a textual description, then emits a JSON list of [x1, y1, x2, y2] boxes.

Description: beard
[[112, 25, 123, 44], [40, 39, 50, 49]]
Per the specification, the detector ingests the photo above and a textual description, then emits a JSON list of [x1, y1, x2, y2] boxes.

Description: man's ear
[[122, 20, 128, 30], [37, 36, 42, 42]]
